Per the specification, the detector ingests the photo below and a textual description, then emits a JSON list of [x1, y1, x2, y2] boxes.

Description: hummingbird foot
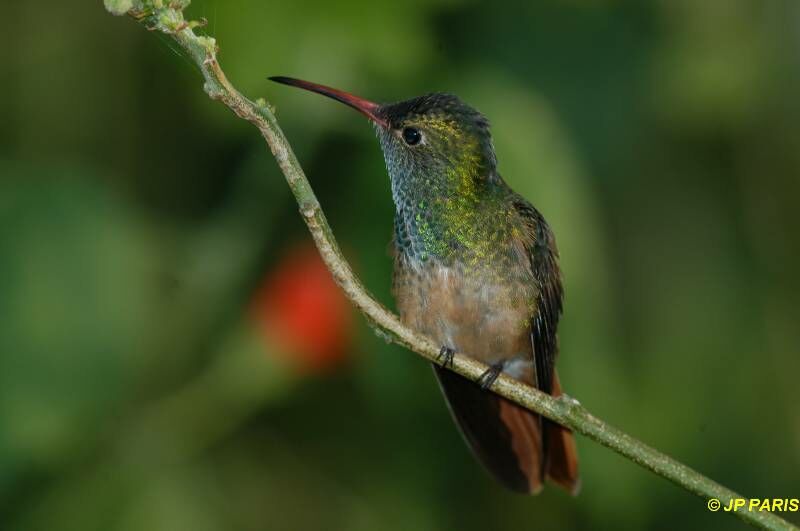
[[436, 346, 456, 368], [477, 361, 505, 390]]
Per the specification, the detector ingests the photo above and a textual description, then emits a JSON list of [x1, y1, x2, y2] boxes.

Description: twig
[[105, 2, 797, 529]]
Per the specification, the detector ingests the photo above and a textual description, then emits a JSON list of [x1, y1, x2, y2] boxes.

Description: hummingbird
[[270, 76, 579, 495]]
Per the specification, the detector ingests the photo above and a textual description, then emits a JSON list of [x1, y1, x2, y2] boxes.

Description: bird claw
[[477, 362, 505, 390], [437, 346, 456, 369]]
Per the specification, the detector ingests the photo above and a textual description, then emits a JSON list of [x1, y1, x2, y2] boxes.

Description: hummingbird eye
[[402, 127, 422, 146]]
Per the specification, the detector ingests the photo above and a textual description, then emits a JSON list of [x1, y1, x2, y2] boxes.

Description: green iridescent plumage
[[377, 96, 511, 263]]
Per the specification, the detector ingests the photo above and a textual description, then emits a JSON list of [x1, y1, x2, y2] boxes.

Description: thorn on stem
[[187, 17, 208, 30], [373, 327, 394, 344], [255, 98, 276, 115]]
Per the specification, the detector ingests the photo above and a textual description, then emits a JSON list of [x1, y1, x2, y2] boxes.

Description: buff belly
[[393, 259, 536, 382]]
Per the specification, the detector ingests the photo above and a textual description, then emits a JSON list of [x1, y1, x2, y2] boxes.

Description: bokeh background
[[2, 1, 799, 530]]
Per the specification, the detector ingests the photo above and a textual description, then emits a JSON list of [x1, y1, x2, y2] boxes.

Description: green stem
[[107, 3, 796, 530]]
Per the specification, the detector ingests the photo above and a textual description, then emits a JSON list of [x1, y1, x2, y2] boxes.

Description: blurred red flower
[[252, 243, 354, 372]]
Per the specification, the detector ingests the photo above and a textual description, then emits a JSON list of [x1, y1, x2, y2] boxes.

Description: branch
[[106, 3, 796, 530]]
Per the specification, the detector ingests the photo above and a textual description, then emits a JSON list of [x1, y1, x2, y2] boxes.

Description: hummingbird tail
[[433, 365, 579, 495], [544, 372, 581, 494]]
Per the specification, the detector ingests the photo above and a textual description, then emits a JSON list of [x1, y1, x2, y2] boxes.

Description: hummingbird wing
[[512, 198, 563, 395], [512, 197, 580, 493]]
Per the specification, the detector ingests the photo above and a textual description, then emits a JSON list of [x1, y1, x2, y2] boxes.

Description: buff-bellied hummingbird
[[269, 76, 579, 495]]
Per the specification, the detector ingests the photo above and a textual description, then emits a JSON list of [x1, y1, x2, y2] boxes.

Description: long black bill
[[268, 76, 387, 128]]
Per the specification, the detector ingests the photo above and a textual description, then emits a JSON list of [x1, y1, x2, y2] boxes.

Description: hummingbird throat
[[389, 156, 501, 266]]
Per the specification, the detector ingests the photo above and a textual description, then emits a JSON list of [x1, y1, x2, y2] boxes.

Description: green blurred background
[[1, 1, 799, 530]]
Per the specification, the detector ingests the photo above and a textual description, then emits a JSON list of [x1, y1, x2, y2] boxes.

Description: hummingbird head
[[269, 77, 499, 200], [374, 92, 497, 188]]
